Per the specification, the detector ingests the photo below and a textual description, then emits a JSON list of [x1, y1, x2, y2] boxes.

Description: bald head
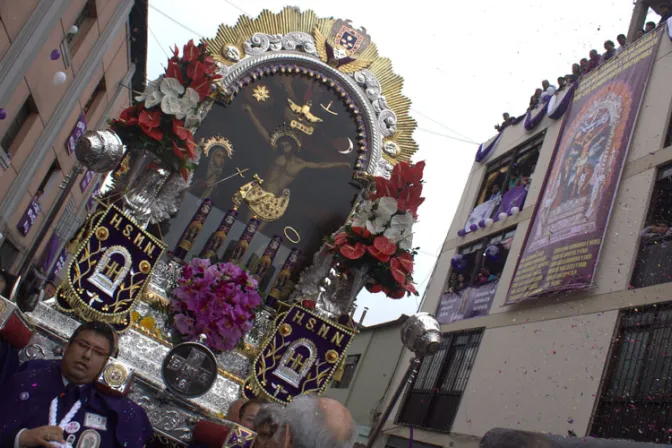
[[227, 399, 245, 423], [273, 395, 356, 448]]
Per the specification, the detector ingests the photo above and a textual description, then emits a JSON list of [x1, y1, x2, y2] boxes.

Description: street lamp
[[366, 313, 442, 448]]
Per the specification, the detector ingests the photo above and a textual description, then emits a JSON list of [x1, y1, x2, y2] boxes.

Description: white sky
[[147, 0, 658, 326]]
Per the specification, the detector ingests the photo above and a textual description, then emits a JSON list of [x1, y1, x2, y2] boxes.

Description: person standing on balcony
[[588, 49, 601, 71], [645, 21, 656, 33], [602, 40, 616, 62], [616, 34, 626, 54]]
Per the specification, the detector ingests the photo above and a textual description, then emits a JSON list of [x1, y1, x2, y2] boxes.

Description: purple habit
[[0, 359, 153, 447]]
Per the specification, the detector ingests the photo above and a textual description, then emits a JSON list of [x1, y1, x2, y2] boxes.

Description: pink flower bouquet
[[170, 258, 261, 352]]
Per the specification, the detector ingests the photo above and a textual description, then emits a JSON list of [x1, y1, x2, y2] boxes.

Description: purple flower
[[173, 313, 195, 336]]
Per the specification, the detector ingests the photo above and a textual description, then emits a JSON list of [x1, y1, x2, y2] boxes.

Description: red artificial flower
[[396, 252, 414, 273], [180, 167, 190, 181], [187, 61, 205, 82], [388, 289, 406, 299], [372, 176, 394, 200], [390, 258, 407, 285], [404, 282, 417, 294], [334, 232, 348, 246], [171, 44, 180, 59], [367, 245, 391, 263], [118, 105, 139, 125], [190, 77, 211, 101], [340, 243, 366, 260], [166, 61, 185, 85], [172, 141, 186, 160], [373, 236, 397, 256], [138, 109, 163, 141], [351, 226, 372, 239], [397, 183, 425, 216], [184, 138, 197, 160], [172, 119, 190, 141], [183, 39, 200, 62], [366, 283, 383, 293], [301, 299, 316, 310]]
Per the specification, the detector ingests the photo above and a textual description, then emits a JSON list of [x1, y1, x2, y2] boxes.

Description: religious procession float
[[0, 7, 443, 447]]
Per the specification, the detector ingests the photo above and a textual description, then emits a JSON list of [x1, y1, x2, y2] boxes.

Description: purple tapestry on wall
[[16, 196, 41, 237], [496, 185, 528, 217], [65, 113, 87, 155]]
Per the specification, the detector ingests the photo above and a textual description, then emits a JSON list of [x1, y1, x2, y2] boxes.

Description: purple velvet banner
[[16, 196, 41, 236], [436, 281, 499, 325], [496, 185, 528, 217], [65, 113, 87, 155], [250, 304, 355, 404], [41, 233, 61, 272], [80, 170, 95, 193], [547, 83, 577, 120], [524, 100, 549, 131], [50, 249, 67, 279], [506, 28, 663, 304]]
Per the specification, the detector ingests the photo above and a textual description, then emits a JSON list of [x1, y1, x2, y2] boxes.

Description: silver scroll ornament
[[75, 130, 125, 173], [400, 313, 442, 357]]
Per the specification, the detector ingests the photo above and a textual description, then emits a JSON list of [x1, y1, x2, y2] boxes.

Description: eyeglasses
[[72, 339, 110, 358]]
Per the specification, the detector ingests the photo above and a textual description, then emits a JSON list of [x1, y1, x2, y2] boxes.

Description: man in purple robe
[[0, 322, 153, 447]]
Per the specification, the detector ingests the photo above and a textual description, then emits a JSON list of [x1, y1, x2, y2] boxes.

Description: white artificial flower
[[365, 216, 387, 235], [144, 90, 164, 109], [161, 95, 182, 116], [184, 111, 201, 129], [384, 212, 415, 247], [375, 197, 398, 221], [175, 87, 200, 119], [160, 77, 185, 97], [135, 77, 162, 102]]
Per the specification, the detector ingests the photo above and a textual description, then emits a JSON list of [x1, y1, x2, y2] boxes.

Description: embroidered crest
[[84, 413, 107, 431], [76, 429, 101, 448]]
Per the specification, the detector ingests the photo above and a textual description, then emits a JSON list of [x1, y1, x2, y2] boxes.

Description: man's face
[[617, 36, 626, 46], [240, 403, 261, 430], [605, 42, 614, 51], [542, 81, 549, 89], [645, 23, 655, 32], [61, 330, 111, 384]]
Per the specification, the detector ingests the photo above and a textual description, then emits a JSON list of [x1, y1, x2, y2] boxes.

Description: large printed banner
[[506, 28, 663, 304], [437, 281, 499, 325]]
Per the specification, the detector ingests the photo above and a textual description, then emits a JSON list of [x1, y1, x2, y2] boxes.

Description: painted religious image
[[186, 71, 361, 267], [530, 83, 631, 252]]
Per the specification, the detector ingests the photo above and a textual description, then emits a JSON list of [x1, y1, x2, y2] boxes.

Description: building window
[[0, 239, 21, 271], [590, 303, 672, 444], [446, 228, 515, 293], [333, 354, 360, 389], [83, 77, 107, 118], [630, 164, 672, 289], [474, 132, 544, 206], [1, 97, 36, 158], [66, 0, 97, 54], [396, 329, 483, 432], [36, 160, 62, 198]]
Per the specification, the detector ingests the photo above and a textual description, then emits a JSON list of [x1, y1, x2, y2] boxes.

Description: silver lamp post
[[14, 130, 124, 310], [366, 313, 442, 448]]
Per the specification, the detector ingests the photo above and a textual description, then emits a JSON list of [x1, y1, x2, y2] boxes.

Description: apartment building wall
[[374, 24, 672, 448], [0, 0, 143, 276]]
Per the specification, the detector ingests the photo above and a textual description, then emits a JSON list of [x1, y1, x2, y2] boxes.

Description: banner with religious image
[[246, 304, 355, 404], [436, 281, 499, 325], [506, 28, 663, 304], [56, 206, 166, 324]]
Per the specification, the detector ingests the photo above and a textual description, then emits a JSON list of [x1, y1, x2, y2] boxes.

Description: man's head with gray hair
[[254, 403, 284, 448], [271, 395, 357, 448]]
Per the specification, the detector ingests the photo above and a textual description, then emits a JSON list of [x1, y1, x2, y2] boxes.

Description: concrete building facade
[[0, 0, 147, 280], [374, 4, 672, 448], [325, 315, 408, 445]]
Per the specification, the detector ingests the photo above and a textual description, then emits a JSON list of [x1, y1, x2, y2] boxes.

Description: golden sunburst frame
[[202, 7, 418, 179]]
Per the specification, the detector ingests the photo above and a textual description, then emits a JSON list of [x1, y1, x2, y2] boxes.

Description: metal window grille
[[590, 303, 672, 443], [1, 99, 33, 154], [54, 199, 83, 242], [333, 354, 360, 389], [396, 329, 483, 432]]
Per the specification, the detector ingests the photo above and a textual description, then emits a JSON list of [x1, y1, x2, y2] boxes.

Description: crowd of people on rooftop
[[495, 7, 671, 132]]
